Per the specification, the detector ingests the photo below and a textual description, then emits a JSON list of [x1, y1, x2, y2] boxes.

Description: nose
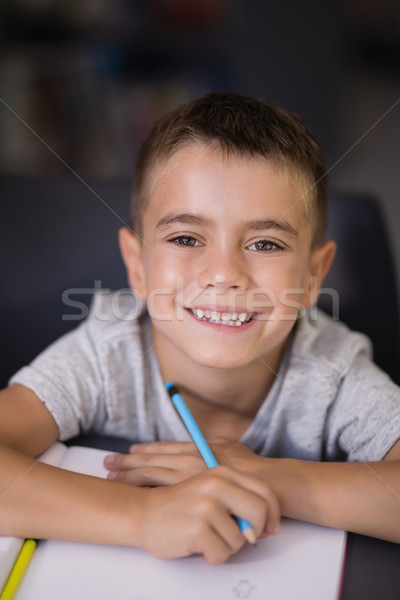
[[197, 248, 250, 290]]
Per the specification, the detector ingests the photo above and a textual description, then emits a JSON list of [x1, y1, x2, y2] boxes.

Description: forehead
[[143, 145, 311, 230]]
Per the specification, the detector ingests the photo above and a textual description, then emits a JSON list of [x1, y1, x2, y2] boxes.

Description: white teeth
[[191, 308, 253, 326]]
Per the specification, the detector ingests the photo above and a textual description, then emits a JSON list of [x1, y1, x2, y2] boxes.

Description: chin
[[189, 351, 251, 371]]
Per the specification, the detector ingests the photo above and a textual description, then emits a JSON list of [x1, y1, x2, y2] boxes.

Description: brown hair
[[132, 92, 327, 247]]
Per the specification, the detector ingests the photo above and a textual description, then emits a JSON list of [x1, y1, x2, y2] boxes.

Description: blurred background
[[1, 0, 400, 289]]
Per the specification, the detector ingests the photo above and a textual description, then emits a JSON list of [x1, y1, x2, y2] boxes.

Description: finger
[[227, 469, 280, 537], [238, 478, 280, 538], [129, 441, 197, 455], [198, 533, 234, 565], [169, 517, 237, 565], [201, 466, 280, 539], [205, 503, 246, 559], [104, 451, 204, 474], [105, 452, 159, 472], [197, 513, 245, 565], [143, 486, 244, 563], [180, 498, 245, 564], [107, 466, 182, 486], [105, 452, 176, 471]]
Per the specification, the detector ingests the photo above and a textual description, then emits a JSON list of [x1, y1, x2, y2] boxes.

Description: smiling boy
[[119, 145, 333, 441], [1, 93, 399, 563]]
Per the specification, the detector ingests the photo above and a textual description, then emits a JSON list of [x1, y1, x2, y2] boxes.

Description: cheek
[[146, 253, 201, 298], [143, 256, 189, 319], [274, 261, 311, 317], [253, 259, 310, 315]]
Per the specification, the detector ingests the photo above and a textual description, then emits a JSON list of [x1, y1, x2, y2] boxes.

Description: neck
[[153, 327, 288, 441]]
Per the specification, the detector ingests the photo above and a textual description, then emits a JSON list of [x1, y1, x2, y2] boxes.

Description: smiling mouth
[[187, 308, 256, 327]]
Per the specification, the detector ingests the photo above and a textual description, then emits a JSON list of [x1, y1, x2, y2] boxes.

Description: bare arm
[[0, 385, 145, 545], [0, 384, 59, 457], [262, 442, 400, 542], [106, 439, 400, 543], [0, 385, 279, 564]]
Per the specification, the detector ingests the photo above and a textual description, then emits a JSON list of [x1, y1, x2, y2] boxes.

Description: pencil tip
[[243, 528, 257, 545]]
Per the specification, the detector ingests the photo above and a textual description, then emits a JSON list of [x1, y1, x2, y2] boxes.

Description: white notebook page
[[14, 444, 346, 600]]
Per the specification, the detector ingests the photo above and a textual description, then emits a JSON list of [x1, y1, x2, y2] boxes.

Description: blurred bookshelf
[[0, 0, 232, 178]]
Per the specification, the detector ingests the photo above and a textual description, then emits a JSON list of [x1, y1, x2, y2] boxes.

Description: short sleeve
[[324, 355, 400, 462], [9, 316, 106, 441]]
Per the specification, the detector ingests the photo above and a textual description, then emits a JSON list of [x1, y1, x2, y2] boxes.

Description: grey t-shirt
[[10, 292, 400, 462]]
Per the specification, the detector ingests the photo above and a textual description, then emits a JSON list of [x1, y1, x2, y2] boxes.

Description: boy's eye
[[247, 240, 281, 252], [169, 235, 201, 247]]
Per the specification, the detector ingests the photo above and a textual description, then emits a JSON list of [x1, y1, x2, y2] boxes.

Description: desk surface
[[341, 534, 400, 599], [69, 434, 400, 600]]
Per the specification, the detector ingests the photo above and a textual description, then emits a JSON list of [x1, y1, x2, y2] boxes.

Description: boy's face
[[121, 145, 334, 372]]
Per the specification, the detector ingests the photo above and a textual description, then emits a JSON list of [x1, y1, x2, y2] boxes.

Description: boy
[[0, 93, 399, 565]]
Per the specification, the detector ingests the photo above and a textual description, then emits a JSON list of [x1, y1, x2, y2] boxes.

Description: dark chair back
[[318, 192, 400, 383], [0, 177, 131, 388]]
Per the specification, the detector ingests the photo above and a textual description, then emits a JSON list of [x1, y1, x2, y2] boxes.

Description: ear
[[118, 227, 147, 300], [303, 240, 336, 309]]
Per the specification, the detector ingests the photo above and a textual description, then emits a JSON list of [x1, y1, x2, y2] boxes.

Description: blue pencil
[[166, 382, 256, 544]]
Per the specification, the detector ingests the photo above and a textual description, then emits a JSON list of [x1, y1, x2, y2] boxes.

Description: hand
[[139, 465, 280, 564], [104, 440, 267, 486]]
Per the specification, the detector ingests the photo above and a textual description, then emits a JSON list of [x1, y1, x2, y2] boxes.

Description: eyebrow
[[156, 213, 298, 239], [245, 219, 298, 239], [156, 213, 208, 229]]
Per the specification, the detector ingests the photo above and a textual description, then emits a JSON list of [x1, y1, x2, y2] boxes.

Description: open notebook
[[8, 443, 346, 600], [0, 536, 24, 593]]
